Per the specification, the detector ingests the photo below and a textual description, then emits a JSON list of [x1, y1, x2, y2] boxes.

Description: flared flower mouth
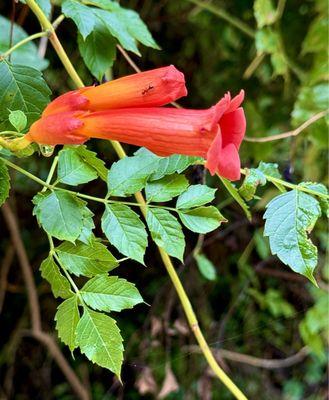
[[205, 90, 246, 180]]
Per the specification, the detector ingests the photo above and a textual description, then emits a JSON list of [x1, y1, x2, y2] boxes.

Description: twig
[[244, 110, 329, 143], [2, 203, 42, 332], [0, 244, 15, 314], [117, 44, 141, 72], [1, 202, 90, 400], [187, 346, 310, 369], [243, 52, 266, 79]]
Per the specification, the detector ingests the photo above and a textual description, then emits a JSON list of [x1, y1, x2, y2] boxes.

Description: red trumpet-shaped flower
[[24, 66, 246, 180], [42, 65, 187, 116], [25, 90, 245, 180]]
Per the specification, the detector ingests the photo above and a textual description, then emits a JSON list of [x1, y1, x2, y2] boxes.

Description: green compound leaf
[[40, 255, 72, 299], [76, 308, 123, 379], [239, 162, 281, 201], [81, 274, 143, 312], [94, 8, 140, 55], [112, 6, 159, 50], [55, 296, 80, 353], [33, 191, 85, 242], [0, 159, 10, 207], [195, 253, 217, 281], [62, 0, 96, 39], [56, 241, 118, 277], [77, 24, 116, 82], [145, 174, 189, 202], [264, 190, 322, 284], [0, 61, 51, 131], [0, 15, 48, 70], [57, 147, 98, 186], [146, 208, 185, 261], [134, 148, 200, 181], [76, 145, 108, 181], [102, 204, 147, 264], [107, 154, 159, 197], [176, 185, 216, 209], [78, 206, 95, 244], [178, 206, 226, 234], [150, 154, 200, 181]]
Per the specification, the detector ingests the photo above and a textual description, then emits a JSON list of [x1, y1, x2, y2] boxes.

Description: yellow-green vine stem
[[23, 1, 248, 398], [0, 31, 48, 59]]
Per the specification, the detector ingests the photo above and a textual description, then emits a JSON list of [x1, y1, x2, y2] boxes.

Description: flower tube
[[25, 91, 245, 180], [42, 65, 187, 117]]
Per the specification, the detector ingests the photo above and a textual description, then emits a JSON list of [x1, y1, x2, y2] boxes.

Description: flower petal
[[217, 143, 241, 181], [205, 127, 222, 175], [220, 107, 246, 149], [26, 112, 87, 145], [81, 65, 187, 110], [225, 90, 245, 113], [42, 89, 91, 117]]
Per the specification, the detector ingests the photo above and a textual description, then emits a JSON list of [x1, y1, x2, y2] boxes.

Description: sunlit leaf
[[176, 185, 216, 209], [146, 208, 185, 260], [145, 174, 189, 202], [76, 308, 123, 378], [178, 206, 226, 233], [57, 147, 98, 186], [102, 204, 147, 264], [40, 255, 72, 299], [55, 296, 80, 352], [81, 274, 143, 312], [56, 241, 118, 277]]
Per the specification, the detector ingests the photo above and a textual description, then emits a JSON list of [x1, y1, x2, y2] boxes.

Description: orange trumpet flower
[[25, 89, 245, 180], [42, 65, 187, 116]]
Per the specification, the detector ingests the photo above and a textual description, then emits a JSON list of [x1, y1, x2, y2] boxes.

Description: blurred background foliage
[[0, 0, 328, 399]]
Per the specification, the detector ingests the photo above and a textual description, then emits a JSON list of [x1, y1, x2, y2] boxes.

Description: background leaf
[[195, 253, 217, 281], [0, 159, 10, 207], [0, 61, 51, 131], [0, 15, 48, 70]]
